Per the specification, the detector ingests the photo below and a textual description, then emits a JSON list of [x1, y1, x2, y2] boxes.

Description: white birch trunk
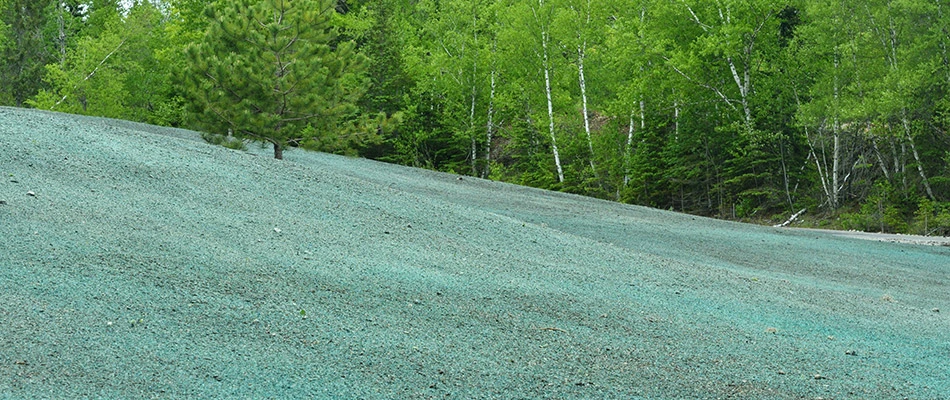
[[578, 44, 595, 172], [727, 55, 753, 134], [831, 50, 841, 209], [484, 66, 496, 178], [808, 139, 833, 208], [902, 115, 936, 200], [536, 0, 564, 183], [576, 0, 595, 172], [870, 6, 937, 199], [871, 137, 891, 181], [673, 95, 680, 141], [469, 8, 479, 176], [470, 83, 478, 175], [679, 2, 764, 134], [624, 111, 635, 186], [622, 99, 646, 188], [544, 36, 564, 183], [57, 4, 67, 66]]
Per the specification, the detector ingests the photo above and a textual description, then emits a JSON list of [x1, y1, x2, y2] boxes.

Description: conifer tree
[[0, 0, 54, 106], [182, 0, 370, 159]]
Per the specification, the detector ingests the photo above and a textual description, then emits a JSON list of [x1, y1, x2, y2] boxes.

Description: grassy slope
[[1, 107, 948, 399]]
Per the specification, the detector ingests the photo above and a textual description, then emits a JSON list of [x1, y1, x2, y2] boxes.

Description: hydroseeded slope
[[0, 107, 948, 399]]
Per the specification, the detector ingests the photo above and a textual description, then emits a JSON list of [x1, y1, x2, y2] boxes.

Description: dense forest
[[2, 0, 949, 234]]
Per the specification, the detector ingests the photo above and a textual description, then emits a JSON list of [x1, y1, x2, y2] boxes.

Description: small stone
[[814, 374, 827, 380], [273, 227, 281, 233], [845, 350, 857, 356], [0, 200, 6, 205], [26, 191, 36, 197], [932, 308, 940, 313]]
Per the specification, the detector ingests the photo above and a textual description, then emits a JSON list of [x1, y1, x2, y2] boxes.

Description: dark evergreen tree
[[181, 0, 372, 159], [0, 0, 54, 106]]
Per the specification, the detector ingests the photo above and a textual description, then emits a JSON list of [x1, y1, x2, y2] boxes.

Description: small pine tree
[[181, 0, 371, 159]]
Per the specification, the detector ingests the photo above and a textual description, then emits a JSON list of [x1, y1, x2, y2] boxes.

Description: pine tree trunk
[[273, 142, 284, 160]]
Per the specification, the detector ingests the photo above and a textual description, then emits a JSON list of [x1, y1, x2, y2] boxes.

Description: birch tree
[[536, 0, 565, 183], [793, 0, 862, 210], [599, 0, 663, 201], [862, 0, 936, 200], [553, 0, 597, 173], [662, 0, 795, 216]]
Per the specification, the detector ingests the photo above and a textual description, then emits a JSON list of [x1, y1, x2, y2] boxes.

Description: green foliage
[[0, 0, 8, 56], [27, 1, 179, 125], [914, 199, 950, 236], [840, 182, 911, 233]]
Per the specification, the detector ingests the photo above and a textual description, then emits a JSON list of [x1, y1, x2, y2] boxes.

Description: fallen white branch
[[53, 38, 128, 109], [774, 208, 806, 228]]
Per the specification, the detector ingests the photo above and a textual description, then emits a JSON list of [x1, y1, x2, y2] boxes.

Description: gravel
[[1, 106, 949, 398]]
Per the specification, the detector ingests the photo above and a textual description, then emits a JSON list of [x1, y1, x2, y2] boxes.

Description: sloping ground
[[1, 106, 948, 399]]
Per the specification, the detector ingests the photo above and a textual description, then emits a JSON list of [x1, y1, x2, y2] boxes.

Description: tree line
[[2, 0, 949, 234]]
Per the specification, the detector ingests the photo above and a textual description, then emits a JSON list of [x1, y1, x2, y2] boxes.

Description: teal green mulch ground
[[1, 107, 948, 398]]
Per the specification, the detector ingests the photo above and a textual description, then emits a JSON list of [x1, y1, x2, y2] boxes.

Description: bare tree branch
[[53, 38, 128, 109]]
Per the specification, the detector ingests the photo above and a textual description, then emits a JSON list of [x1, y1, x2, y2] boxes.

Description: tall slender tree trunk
[[469, 6, 479, 176], [727, 54, 754, 135], [578, 43, 595, 172], [673, 95, 680, 141], [902, 114, 936, 200], [535, 0, 564, 183], [831, 49, 841, 209], [469, 81, 478, 175], [575, 0, 595, 173], [622, 99, 646, 189], [624, 110, 635, 187], [57, 3, 67, 66], [940, 0, 950, 84], [544, 38, 564, 183], [804, 127, 833, 209], [484, 65, 496, 179], [871, 136, 891, 182]]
